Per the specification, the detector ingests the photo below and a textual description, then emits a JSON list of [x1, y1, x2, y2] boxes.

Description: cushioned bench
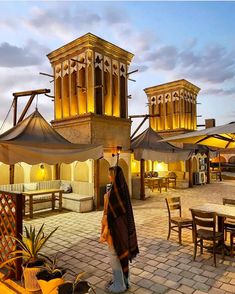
[[62, 193, 93, 213], [0, 180, 94, 213]]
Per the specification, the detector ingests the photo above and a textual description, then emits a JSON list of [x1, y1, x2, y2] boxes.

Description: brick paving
[[24, 180, 235, 293]]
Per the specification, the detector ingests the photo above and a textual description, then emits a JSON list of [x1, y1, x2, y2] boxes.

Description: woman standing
[[100, 166, 139, 293]]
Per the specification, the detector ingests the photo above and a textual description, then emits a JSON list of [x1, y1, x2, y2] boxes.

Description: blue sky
[[0, 1, 235, 133]]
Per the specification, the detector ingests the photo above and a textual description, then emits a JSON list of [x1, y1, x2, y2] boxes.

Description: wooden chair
[[223, 198, 235, 256], [165, 197, 192, 245], [152, 171, 158, 178], [167, 172, 177, 188], [191, 209, 224, 266], [159, 177, 168, 193]]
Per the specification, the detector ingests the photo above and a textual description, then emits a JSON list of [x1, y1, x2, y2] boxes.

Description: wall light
[[112, 146, 122, 166]]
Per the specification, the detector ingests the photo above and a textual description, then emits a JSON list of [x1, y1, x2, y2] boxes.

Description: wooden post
[[55, 164, 60, 180], [94, 159, 100, 210], [188, 158, 193, 188], [218, 152, 222, 181], [15, 192, 23, 280], [140, 159, 145, 200], [151, 161, 154, 172], [206, 151, 210, 184], [9, 164, 15, 184]]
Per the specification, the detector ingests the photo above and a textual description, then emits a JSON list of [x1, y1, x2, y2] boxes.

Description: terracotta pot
[[38, 278, 65, 294], [23, 266, 42, 292]]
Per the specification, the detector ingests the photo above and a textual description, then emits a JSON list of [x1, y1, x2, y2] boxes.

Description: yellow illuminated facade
[[47, 33, 133, 121], [144, 79, 200, 134]]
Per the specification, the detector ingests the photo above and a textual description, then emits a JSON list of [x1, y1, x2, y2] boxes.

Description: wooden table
[[23, 188, 63, 218], [190, 203, 235, 254], [190, 203, 235, 221], [144, 177, 168, 193]]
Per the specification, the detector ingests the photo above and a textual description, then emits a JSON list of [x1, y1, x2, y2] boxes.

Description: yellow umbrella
[[161, 122, 235, 149]]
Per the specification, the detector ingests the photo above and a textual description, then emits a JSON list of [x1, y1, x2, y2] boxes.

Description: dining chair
[[165, 197, 193, 245], [167, 172, 177, 188], [152, 171, 158, 178], [191, 209, 224, 266], [223, 198, 235, 256]]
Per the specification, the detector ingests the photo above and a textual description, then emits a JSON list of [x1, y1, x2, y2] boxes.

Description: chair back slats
[[191, 209, 216, 230], [223, 198, 235, 206], [169, 203, 180, 210], [194, 218, 215, 228], [165, 197, 181, 218], [168, 197, 180, 203]]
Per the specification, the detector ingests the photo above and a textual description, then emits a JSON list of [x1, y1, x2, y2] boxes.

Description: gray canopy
[[131, 127, 191, 163], [0, 110, 103, 165]]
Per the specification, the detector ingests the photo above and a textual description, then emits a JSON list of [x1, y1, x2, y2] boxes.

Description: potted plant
[[36, 254, 66, 294], [58, 272, 96, 294], [0, 224, 58, 292]]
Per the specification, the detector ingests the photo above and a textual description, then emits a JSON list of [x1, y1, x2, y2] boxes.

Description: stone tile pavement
[[24, 180, 235, 294]]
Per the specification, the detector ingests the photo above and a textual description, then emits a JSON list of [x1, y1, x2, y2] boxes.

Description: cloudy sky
[[0, 1, 235, 134]]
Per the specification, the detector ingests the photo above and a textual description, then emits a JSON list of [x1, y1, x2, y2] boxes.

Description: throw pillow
[[60, 183, 72, 194], [24, 183, 38, 192]]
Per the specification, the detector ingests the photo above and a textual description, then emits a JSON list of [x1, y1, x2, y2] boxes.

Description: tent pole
[[151, 161, 154, 172], [9, 165, 15, 184], [55, 164, 60, 180], [9, 99, 18, 184], [188, 158, 193, 188], [206, 151, 210, 184], [140, 159, 145, 200], [218, 152, 222, 181], [94, 159, 100, 210]]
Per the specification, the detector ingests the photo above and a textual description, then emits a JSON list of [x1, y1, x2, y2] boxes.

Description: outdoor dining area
[[165, 196, 235, 265], [2, 180, 235, 294]]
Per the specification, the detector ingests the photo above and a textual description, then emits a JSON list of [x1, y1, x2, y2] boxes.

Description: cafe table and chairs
[[144, 176, 168, 193], [190, 203, 235, 258]]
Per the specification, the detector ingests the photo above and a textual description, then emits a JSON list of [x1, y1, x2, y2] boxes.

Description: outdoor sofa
[[0, 180, 94, 213]]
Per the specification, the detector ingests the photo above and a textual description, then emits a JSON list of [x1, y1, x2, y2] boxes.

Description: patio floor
[[24, 180, 235, 294]]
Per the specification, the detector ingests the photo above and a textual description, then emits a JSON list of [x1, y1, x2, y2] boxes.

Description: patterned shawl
[[107, 166, 139, 278]]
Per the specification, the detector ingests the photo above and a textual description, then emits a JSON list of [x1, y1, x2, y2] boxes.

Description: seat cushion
[[171, 217, 192, 225], [197, 229, 223, 240], [60, 183, 72, 194], [24, 183, 38, 192], [62, 193, 93, 201]]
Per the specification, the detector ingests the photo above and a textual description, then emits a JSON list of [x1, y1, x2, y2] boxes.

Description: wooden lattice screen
[[0, 190, 23, 280]]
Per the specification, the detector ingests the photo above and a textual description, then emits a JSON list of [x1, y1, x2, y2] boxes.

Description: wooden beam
[[129, 114, 160, 119], [13, 88, 50, 98], [131, 116, 148, 140], [17, 94, 36, 123], [13, 97, 18, 127]]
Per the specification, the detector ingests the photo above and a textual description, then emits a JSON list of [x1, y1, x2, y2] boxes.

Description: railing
[[0, 190, 23, 280]]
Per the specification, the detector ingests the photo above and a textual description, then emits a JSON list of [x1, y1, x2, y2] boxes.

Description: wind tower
[[47, 33, 134, 149], [47, 33, 134, 205], [144, 79, 200, 136]]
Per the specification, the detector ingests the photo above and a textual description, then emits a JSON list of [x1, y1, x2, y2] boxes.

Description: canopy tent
[[160, 122, 235, 149], [0, 110, 103, 165], [131, 127, 192, 163]]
